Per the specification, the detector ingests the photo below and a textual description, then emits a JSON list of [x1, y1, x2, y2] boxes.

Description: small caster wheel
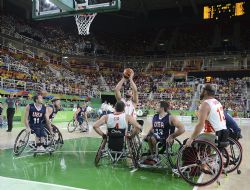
[[33, 153, 37, 157], [237, 170, 241, 174]]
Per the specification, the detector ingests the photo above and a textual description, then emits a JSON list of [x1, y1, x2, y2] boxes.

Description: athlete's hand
[[102, 134, 107, 139], [74, 121, 79, 126], [26, 127, 31, 133], [166, 135, 174, 144], [185, 138, 194, 147], [129, 70, 134, 80]]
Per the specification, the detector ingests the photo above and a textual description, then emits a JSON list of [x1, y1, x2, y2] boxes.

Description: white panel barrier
[[176, 116, 192, 123], [237, 118, 250, 125], [233, 118, 241, 125]]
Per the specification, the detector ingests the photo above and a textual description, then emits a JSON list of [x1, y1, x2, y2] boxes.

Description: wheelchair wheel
[[176, 140, 223, 186], [166, 138, 182, 169], [127, 134, 141, 168], [221, 148, 230, 171], [223, 137, 242, 174], [95, 138, 107, 167], [67, 120, 77, 133], [52, 125, 64, 150], [13, 129, 30, 156]]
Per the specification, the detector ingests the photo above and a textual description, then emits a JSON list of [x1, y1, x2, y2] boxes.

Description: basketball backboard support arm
[[32, 0, 121, 20]]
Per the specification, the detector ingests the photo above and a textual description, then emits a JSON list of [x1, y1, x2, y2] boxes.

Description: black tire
[[177, 140, 223, 186], [166, 138, 182, 169], [223, 137, 242, 174], [95, 138, 107, 167], [67, 119, 77, 133], [127, 134, 141, 168], [221, 148, 230, 174], [13, 129, 30, 156], [52, 125, 64, 150]]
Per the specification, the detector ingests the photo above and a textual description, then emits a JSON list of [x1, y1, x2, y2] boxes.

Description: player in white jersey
[[186, 84, 228, 147], [115, 70, 138, 119], [93, 101, 141, 139]]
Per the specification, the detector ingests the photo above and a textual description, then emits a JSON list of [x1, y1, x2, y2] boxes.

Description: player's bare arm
[[186, 102, 210, 147], [126, 115, 141, 137], [84, 112, 89, 124], [93, 115, 108, 137], [74, 108, 81, 122], [114, 77, 125, 101], [167, 115, 185, 143], [129, 70, 139, 106], [45, 107, 53, 134], [24, 105, 30, 132]]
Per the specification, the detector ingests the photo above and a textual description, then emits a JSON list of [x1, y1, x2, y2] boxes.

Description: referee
[[5, 94, 18, 132]]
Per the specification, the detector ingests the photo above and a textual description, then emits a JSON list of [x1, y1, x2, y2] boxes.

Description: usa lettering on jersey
[[32, 112, 43, 118], [154, 121, 164, 128]]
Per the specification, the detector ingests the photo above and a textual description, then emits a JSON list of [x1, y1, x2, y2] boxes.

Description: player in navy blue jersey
[[46, 98, 61, 122], [74, 101, 89, 132], [24, 94, 52, 151], [146, 101, 185, 157]]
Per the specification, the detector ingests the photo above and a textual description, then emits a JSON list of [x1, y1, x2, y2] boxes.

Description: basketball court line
[[12, 150, 98, 159], [192, 173, 204, 190], [0, 176, 88, 190], [130, 168, 138, 173]]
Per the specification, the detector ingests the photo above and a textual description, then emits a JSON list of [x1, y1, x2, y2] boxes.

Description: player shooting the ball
[[115, 68, 138, 119]]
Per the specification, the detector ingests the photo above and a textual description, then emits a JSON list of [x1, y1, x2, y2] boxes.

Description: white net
[[75, 13, 97, 35]]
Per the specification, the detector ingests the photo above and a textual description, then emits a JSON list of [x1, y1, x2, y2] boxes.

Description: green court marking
[[0, 137, 192, 190]]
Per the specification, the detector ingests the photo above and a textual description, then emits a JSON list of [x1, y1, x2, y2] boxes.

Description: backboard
[[32, 0, 121, 20]]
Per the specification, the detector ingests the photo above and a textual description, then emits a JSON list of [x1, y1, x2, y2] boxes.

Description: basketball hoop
[[75, 13, 97, 35]]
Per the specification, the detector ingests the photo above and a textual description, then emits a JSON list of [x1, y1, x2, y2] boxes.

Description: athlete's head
[[33, 94, 43, 104], [156, 101, 170, 113], [200, 84, 216, 100], [125, 89, 133, 99], [115, 101, 125, 113], [82, 101, 87, 108], [52, 98, 61, 109]]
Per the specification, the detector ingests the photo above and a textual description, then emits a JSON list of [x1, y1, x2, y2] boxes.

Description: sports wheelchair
[[67, 118, 89, 133], [174, 130, 243, 186], [94, 125, 182, 169], [13, 125, 63, 157], [95, 126, 243, 187], [95, 119, 145, 167], [95, 128, 132, 166]]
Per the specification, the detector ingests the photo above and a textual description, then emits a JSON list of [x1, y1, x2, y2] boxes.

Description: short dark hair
[[203, 84, 216, 96], [33, 94, 42, 102], [160, 101, 170, 112], [52, 98, 60, 103], [33, 95, 38, 102], [115, 101, 125, 112]]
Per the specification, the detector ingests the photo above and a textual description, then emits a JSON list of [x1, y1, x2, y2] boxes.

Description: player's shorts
[[77, 116, 84, 125], [146, 132, 165, 145], [30, 124, 46, 138]]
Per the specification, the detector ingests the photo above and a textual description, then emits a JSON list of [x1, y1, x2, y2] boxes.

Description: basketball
[[123, 68, 133, 79]]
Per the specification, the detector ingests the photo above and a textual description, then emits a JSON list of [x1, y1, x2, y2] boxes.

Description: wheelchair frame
[[13, 125, 64, 157], [95, 133, 243, 187], [67, 118, 88, 133]]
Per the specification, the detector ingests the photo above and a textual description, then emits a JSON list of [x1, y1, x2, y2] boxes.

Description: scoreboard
[[205, 76, 213, 83], [203, 1, 246, 20]]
